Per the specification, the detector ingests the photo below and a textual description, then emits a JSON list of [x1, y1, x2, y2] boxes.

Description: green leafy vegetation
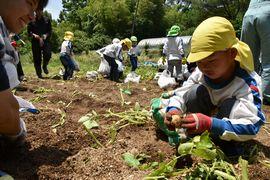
[[121, 132, 250, 179], [51, 109, 66, 133], [78, 110, 104, 147], [17, 0, 249, 54], [106, 102, 151, 144], [33, 87, 55, 94]]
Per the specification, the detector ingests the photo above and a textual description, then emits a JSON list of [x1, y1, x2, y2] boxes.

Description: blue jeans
[[130, 56, 138, 72], [60, 53, 75, 80]]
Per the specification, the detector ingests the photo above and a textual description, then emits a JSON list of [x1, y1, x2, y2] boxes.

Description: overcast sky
[[44, 0, 63, 20]]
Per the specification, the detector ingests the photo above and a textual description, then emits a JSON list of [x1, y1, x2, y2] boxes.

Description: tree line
[[20, 0, 250, 54]]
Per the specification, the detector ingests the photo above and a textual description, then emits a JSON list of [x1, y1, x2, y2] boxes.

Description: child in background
[[128, 36, 140, 72], [112, 38, 120, 44], [98, 38, 132, 82], [60, 31, 75, 80], [163, 25, 184, 80], [154, 17, 265, 155], [10, 33, 26, 81]]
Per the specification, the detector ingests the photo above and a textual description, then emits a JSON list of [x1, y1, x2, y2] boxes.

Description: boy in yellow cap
[[60, 31, 75, 80], [97, 38, 131, 82], [156, 17, 265, 155]]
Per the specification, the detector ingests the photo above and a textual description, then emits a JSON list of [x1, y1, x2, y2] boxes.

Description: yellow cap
[[187, 16, 254, 72], [120, 38, 132, 49], [64, 31, 74, 41]]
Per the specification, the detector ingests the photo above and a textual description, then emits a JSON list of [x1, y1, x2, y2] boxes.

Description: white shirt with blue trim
[[168, 66, 265, 141]]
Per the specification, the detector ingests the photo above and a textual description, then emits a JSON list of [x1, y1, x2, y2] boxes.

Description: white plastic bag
[[157, 70, 177, 89], [15, 95, 40, 114], [86, 71, 99, 80], [98, 56, 110, 75], [154, 72, 163, 81], [15, 95, 35, 109], [116, 60, 124, 72], [124, 72, 141, 83], [157, 57, 167, 70], [59, 68, 64, 76]]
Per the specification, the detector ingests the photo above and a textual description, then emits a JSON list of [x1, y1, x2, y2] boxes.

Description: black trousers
[[31, 41, 51, 77], [103, 54, 119, 82], [16, 53, 24, 80]]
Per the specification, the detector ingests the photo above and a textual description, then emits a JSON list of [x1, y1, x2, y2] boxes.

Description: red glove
[[165, 108, 182, 130], [181, 113, 212, 134], [11, 41, 18, 48]]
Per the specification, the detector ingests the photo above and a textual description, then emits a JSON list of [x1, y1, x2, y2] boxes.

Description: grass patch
[[20, 51, 158, 80]]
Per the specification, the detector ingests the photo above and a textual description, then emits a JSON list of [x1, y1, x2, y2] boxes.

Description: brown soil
[[0, 77, 270, 179]]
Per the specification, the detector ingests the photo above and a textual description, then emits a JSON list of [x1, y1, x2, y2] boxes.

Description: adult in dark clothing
[[27, 9, 52, 78]]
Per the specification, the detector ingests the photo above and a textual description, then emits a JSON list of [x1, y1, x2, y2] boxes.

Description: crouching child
[[153, 17, 265, 156], [98, 38, 132, 82]]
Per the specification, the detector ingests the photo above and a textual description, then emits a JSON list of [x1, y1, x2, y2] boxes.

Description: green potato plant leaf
[[122, 89, 132, 95], [192, 148, 217, 161], [83, 119, 99, 130], [195, 131, 213, 149], [78, 116, 90, 123], [122, 152, 140, 168], [178, 142, 194, 155]]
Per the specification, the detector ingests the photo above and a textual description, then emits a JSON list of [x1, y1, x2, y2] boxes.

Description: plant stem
[[84, 126, 104, 148]]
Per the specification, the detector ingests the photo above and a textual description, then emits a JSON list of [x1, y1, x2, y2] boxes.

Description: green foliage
[[146, 156, 181, 178], [78, 110, 104, 147], [51, 109, 66, 129], [136, 0, 166, 39], [51, 0, 249, 52], [106, 103, 151, 144], [61, 0, 88, 30], [122, 152, 141, 168], [50, 22, 61, 53], [143, 132, 250, 179], [88, 33, 111, 50], [73, 30, 91, 53], [78, 111, 99, 130], [87, 0, 132, 37], [178, 131, 219, 161]]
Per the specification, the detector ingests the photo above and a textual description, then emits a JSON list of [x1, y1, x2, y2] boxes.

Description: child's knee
[[216, 98, 236, 118]]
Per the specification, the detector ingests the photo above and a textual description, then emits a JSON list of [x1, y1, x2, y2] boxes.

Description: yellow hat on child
[[120, 38, 132, 49], [187, 16, 254, 72], [64, 31, 74, 41]]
